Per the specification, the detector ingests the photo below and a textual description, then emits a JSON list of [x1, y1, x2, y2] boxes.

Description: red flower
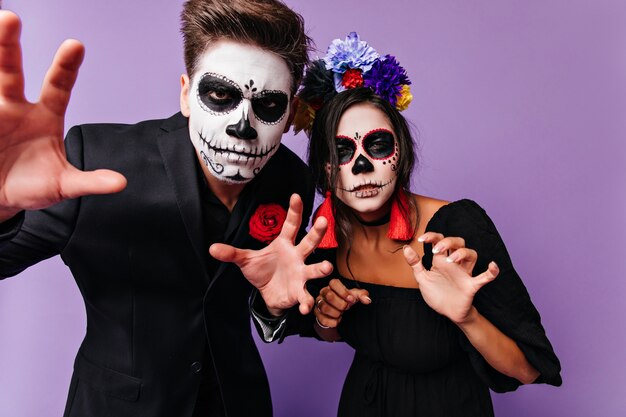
[[249, 204, 287, 244], [341, 68, 364, 89]]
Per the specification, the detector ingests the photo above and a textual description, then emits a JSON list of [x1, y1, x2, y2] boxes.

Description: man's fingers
[[473, 261, 499, 289], [296, 215, 328, 257], [0, 11, 26, 101], [403, 245, 425, 274], [59, 167, 127, 199], [302, 260, 333, 280], [39, 39, 85, 117], [278, 194, 303, 243], [209, 243, 250, 266], [298, 288, 314, 315]]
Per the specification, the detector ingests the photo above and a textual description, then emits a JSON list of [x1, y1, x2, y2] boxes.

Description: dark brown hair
[[180, 0, 311, 93], [308, 88, 418, 246]]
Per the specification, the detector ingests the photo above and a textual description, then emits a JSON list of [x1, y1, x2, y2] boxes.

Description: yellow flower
[[292, 99, 316, 135], [395, 85, 413, 111]]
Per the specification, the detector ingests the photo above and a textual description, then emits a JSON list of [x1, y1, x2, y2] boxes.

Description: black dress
[[334, 200, 562, 417]]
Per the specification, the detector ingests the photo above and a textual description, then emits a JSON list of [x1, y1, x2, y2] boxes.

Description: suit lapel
[[207, 179, 263, 292], [207, 148, 292, 291], [156, 113, 210, 284], [155, 116, 292, 292]]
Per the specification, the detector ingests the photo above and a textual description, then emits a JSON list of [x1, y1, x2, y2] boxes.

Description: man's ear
[[283, 96, 298, 133], [180, 74, 191, 117]]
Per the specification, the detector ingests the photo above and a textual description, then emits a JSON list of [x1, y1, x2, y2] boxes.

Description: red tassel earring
[[313, 191, 338, 249], [388, 188, 414, 241]]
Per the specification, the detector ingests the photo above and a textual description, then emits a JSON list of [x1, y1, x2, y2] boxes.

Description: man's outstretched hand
[[210, 194, 333, 315], [0, 11, 126, 222]]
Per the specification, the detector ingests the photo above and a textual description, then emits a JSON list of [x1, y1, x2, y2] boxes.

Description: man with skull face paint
[[0, 1, 331, 416], [185, 42, 293, 185]]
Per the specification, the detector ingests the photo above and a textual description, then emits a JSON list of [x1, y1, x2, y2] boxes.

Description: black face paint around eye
[[251, 90, 289, 124], [336, 136, 357, 165], [362, 129, 395, 159], [197, 73, 243, 114]]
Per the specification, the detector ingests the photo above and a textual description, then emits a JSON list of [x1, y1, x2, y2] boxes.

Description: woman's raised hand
[[403, 234, 499, 325], [0, 11, 126, 221]]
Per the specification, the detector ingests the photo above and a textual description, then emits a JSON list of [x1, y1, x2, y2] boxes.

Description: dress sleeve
[[425, 199, 562, 392], [0, 126, 83, 279]]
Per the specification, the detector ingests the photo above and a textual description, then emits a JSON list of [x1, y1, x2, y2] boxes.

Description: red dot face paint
[[333, 104, 400, 221], [361, 128, 396, 160]]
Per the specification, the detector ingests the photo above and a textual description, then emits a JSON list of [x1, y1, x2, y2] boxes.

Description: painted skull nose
[[226, 111, 258, 140], [351, 154, 374, 175]]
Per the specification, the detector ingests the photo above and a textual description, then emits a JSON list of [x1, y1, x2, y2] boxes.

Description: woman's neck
[[350, 209, 392, 244]]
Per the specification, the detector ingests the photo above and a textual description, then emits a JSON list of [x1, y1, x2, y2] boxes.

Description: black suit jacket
[[0, 112, 314, 417]]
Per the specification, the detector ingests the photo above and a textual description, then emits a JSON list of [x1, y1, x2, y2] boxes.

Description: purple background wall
[[0, 0, 624, 416]]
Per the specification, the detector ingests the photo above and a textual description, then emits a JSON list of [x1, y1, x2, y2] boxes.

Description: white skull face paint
[[334, 103, 399, 220], [186, 41, 292, 183]]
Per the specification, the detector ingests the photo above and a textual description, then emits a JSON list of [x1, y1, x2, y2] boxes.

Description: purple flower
[[363, 55, 411, 106], [323, 32, 379, 78]]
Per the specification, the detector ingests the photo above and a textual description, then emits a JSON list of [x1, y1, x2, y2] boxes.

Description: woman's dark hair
[[307, 88, 417, 246]]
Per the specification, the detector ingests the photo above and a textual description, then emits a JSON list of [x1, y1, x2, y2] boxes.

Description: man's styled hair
[[181, 0, 311, 94]]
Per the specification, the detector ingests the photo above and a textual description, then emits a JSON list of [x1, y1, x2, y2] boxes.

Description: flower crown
[[293, 32, 413, 136]]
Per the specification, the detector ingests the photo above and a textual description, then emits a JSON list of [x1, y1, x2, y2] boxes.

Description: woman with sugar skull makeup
[[297, 33, 561, 417]]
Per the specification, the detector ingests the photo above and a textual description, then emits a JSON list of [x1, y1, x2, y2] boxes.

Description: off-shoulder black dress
[[334, 200, 561, 417]]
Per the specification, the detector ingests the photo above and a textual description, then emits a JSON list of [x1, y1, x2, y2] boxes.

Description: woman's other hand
[[314, 278, 371, 331]]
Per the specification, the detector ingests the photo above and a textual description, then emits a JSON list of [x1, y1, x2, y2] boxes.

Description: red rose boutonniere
[[249, 203, 287, 244]]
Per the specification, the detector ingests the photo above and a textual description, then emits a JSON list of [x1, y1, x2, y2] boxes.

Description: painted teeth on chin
[[354, 188, 380, 198]]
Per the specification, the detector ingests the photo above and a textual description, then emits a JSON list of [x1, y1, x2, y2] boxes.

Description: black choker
[[355, 211, 391, 227]]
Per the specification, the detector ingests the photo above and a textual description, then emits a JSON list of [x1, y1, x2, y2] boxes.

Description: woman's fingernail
[[417, 235, 426, 242], [364, 296, 372, 303], [446, 253, 458, 263], [432, 244, 443, 254]]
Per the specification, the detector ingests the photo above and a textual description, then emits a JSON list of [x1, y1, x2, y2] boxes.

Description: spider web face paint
[[334, 105, 399, 219], [187, 41, 292, 184]]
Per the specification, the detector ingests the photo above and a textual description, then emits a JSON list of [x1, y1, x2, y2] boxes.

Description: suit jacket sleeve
[[0, 126, 84, 278]]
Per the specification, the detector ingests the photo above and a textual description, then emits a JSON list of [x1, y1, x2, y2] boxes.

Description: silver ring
[[315, 316, 331, 329], [315, 298, 324, 311]]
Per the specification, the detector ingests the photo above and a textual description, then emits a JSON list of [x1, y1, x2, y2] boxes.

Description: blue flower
[[323, 32, 379, 78]]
